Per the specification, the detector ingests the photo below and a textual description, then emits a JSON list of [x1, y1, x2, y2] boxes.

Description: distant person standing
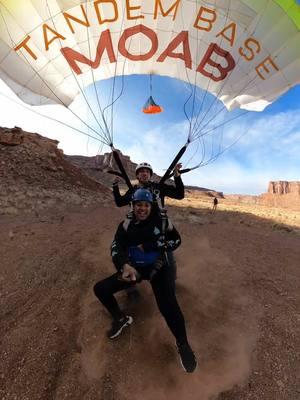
[[212, 197, 218, 213]]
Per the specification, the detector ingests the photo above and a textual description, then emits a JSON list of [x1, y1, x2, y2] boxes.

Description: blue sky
[[0, 75, 299, 195]]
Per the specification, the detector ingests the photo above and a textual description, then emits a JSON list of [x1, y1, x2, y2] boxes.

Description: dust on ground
[[1, 202, 300, 400]]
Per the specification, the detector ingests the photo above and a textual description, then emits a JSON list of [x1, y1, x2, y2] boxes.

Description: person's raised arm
[[112, 181, 133, 207], [160, 163, 184, 201]]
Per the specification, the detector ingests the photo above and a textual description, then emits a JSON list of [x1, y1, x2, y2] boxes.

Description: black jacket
[[112, 177, 184, 211], [111, 214, 181, 271]]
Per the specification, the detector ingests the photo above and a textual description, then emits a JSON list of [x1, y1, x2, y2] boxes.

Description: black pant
[[94, 264, 187, 344], [166, 251, 177, 281]]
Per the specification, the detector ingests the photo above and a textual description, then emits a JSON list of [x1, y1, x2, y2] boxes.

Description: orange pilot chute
[[142, 95, 163, 114]]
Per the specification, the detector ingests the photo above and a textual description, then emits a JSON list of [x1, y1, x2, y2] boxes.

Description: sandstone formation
[[0, 127, 110, 216], [1, 126, 298, 216], [225, 194, 258, 205], [225, 181, 300, 211], [185, 187, 224, 199], [268, 181, 300, 195], [66, 153, 220, 198], [66, 151, 164, 188], [256, 181, 300, 211], [0, 126, 24, 145]]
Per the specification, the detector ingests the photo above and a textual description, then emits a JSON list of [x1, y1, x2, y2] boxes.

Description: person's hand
[[121, 264, 138, 282], [112, 177, 120, 186], [137, 244, 144, 252], [173, 163, 182, 177]]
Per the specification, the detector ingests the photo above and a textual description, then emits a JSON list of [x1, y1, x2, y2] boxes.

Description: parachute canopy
[[0, 0, 299, 112]]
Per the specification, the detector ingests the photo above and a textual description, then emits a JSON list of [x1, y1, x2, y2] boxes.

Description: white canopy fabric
[[0, 0, 299, 111]]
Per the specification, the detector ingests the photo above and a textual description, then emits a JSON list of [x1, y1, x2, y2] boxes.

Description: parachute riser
[[159, 142, 190, 186], [106, 170, 123, 178], [148, 189, 170, 280], [111, 147, 133, 191], [164, 166, 198, 180]]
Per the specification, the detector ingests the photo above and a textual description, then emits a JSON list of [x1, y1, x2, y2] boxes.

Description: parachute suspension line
[[0, 7, 112, 146], [178, 0, 229, 168], [179, 2, 201, 141], [199, 133, 207, 166], [84, 3, 111, 146], [187, 0, 215, 141], [198, 123, 253, 168], [102, 2, 131, 142], [203, 116, 254, 167], [0, 92, 103, 143], [194, 87, 246, 140], [86, 127, 90, 155], [192, 1, 265, 142], [100, 9, 137, 186], [200, 110, 250, 137], [183, 138, 203, 169], [84, 4, 114, 147], [95, 140, 105, 162], [159, 142, 190, 185], [45, 1, 110, 144], [190, 110, 251, 170], [178, 4, 192, 130], [179, 0, 243, 168], [211, 116, 224, 162], [99, 4, 133, 185], [203, 6, 250, 135], [182, 87, 194, 133], [181, 0, 215, 141], [97, 141, 105, 155], [188, 2, 232, 142], [158, 6, 198, 177], [187, 81, 198, 140], [192, 71, 259, 140], [191, 0, 272, 139], [0, 5, 112, 146], [166, 120, 251, 176], [187, 131, 206, 169], [179, 0, 232, 172], [107, 15, 139, 138], [150, 73, 153, 96]]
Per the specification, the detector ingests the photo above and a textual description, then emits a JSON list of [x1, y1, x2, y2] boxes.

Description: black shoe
[[176, 342, 197, 373], [107, 315, 133, 339]]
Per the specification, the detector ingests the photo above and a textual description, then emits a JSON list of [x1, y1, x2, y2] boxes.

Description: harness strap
[[123, 205, 134, 232], [152, 188, 170, 272]]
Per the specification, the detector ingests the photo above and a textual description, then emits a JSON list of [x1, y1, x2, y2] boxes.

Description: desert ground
[[1, 198, 300, 400]]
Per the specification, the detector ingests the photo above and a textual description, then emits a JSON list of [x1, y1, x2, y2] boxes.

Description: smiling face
[[136, 168, 151, 184], [133, 201, 152, 221]]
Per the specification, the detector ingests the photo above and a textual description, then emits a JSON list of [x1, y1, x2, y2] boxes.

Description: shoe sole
[[176, 342, 198, 373], [108, 316, 133, 339], [179, 356, 198, 373]]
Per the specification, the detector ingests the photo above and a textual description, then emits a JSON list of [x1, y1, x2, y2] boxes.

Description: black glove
[[149, 255, 165, 281]]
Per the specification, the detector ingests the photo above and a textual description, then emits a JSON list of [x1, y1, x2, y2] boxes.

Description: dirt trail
[[0, 205, 299, 400]]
